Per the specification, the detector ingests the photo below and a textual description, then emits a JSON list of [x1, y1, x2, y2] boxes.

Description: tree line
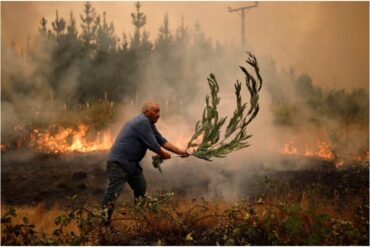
[[2, 1, 368, 130], [5, 2, 230, 108]]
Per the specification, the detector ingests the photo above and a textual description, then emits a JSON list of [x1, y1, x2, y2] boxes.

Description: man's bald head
[[142, 100, 161, 123], [142, 101, 159, 113]]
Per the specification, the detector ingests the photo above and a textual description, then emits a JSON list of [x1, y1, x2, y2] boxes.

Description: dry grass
[[2, 191, 363, 234], [2, 164, 368, 245], [1, 203, 78, 235]]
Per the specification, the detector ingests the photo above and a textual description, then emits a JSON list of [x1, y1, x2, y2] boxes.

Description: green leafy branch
[[187, 51, 262, 160], [152, 52, 263, 171]]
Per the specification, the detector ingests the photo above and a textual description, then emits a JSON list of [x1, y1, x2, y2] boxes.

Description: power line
[[228, 2, 258, 47]]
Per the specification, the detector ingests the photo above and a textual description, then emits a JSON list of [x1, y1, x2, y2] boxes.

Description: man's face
[[146, 104, 160, 123]]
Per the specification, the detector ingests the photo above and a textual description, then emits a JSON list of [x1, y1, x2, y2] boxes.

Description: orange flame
[[29, 124, 113, 153], [280, 139, 335, 160], [281, 141, 299, 155], [303, 140, 335, 160], [280, 139, 369, 168]]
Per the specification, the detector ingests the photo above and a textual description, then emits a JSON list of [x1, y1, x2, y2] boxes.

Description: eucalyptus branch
[[187, 52, 263, 161], [152, 52, 263, 171]]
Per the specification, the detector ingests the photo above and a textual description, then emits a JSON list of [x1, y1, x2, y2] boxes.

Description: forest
[[1, 1, 369, 245]]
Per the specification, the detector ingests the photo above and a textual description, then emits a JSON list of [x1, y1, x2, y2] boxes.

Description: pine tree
[[119, 32, 129, 52], [96, 12, 117, 52], [66, 12, 78, 41], [156, 13, 173, 50], [141, 30, 153, 52], [39, 17, 53, 39], [193, 20, 212, 51], [63, 12, 81, 60], [175, 16, 190, 48], [51, 10, 66, 40], [80, 1, 98, 47], [153, 13, 175, 100], [130, 1, 146, 49], [39, 17, 48, 34]]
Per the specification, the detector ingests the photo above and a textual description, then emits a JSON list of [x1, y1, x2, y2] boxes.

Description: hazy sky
[[2, 1, 369, 90]]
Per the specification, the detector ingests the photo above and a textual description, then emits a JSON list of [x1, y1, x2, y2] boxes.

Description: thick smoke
[[2, 36, 52, 133], [1, 2, 368, 201]]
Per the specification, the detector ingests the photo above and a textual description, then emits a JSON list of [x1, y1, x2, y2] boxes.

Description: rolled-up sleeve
[[133, 120, 162, 153]]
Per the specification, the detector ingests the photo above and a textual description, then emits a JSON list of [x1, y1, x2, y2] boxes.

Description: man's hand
[[178, 149, 190, 158], [162, 152, 171, 159], [158, 148, 171, 159], [163, 142, 190, 158]]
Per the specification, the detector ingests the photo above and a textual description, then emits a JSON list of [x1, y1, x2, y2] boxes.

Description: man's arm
[[157, 147, 171, 159], [133, 120, 171, 159], [163, 142, 190, 158], [151, 125, 188, 158]]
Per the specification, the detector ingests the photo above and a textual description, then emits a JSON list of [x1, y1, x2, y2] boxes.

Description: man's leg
[[127, 171, 147, 203], [101, 162, 128, 223]]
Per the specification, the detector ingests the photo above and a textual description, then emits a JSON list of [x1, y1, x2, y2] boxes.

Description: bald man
[[102, 101, 189, 224]]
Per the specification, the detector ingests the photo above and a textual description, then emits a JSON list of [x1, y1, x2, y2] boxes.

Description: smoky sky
[[1, 1, 368, 91]]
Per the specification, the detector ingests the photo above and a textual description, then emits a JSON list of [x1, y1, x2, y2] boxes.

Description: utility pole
[[228, 2, 258, 47]]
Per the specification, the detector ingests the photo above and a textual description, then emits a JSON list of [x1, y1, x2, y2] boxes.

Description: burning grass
[[1, 100, 118, 154], [1, 123, 113, 154], [1, 98, 368, 170], [279, 138, 369, 168], [2, 123, 368, 171], [1, 106, 368, 245]]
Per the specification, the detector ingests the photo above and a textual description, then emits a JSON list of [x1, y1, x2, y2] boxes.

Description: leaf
[[54, 216, 62, 225], [23, 216, 29, 225], [152, 155, 163, 172], [156, 239, 162, 245], [185, 232, 193, 241]]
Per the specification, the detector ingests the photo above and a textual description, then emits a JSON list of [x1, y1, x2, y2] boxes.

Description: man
[[102, 100, 189, 223]]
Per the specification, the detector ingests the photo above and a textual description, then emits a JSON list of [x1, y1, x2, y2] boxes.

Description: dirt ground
[[1, 148, 367, 209], [1, 149, 249, 207]]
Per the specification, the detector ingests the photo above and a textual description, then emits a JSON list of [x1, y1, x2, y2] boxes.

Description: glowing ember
[[335, 159, 344, 169], [353, 151, 369, 162]]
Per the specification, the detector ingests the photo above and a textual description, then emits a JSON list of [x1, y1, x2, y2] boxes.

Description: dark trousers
[[101, 161, 146, 221]]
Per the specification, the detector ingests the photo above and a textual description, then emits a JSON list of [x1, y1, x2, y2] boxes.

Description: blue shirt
[[107, 113, 167, 172]]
